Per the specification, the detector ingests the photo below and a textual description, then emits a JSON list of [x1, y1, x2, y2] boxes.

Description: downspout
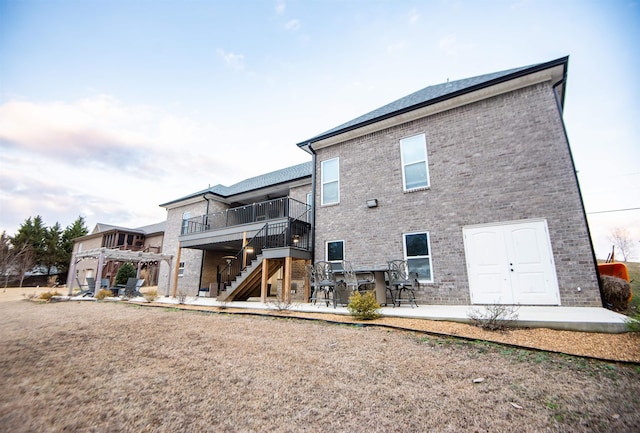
[[308, 143, 317, 264], [552, 76, 604, 306]]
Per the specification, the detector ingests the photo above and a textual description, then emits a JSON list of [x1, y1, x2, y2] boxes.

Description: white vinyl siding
[[400, 134, 430, 191], [321, 157, 339, 205]]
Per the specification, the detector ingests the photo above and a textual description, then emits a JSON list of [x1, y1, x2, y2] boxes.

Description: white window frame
[[403, 231, 433, 283], [400, 133, 430, 191], [321, 157, 340, 205], [182, 212, 191, 234], [178, 261, 185, 278], [325, 239, 345, 264]]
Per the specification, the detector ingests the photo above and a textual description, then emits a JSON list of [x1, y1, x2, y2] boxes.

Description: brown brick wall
[[313, 82, 600, 306]]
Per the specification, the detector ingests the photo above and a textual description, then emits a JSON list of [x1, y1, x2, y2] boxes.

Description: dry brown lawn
[[1, 300, 639, 433]]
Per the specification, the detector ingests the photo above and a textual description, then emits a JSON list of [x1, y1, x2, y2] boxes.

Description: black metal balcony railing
[[219, 219, 312, 290], [182, 197, 311, 235]]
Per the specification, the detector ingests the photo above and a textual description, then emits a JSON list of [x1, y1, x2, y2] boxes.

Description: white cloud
[[0, 95, 243, 234], [438, 34, 474, 57], [284, 19, 301, 31], [387, 41, 407, 53], [217, 48, 245, 70], [409, 8, 420, 24], [275, 0, 286, 15]]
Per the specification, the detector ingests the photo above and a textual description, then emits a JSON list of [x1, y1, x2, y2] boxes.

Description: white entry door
[[463, 220, 560, 305]]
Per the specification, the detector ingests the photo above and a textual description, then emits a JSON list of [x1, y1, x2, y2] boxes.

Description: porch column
[[136, 261, 143, 279], [283, 256, 292, 304], [165, 259, 173, 297], [67, 255, 78, 295], [303, 259, 311, 303], [94, 250, 105, 297], [260, 258, 269, 303], [172, 246, 182, 297]]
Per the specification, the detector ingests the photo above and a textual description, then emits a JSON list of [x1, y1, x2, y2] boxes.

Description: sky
[[0, 0, 638, 260]]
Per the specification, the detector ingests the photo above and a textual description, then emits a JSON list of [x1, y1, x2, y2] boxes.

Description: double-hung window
[[321, 157, 339, 205], [400, 134, 430, 191], [403, 232, 433, 282]]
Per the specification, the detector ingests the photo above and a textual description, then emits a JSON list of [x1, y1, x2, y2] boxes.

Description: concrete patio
[[151, 296, 632, 334]]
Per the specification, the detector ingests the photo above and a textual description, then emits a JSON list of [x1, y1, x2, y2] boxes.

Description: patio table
[[352, 266, 388, 305]]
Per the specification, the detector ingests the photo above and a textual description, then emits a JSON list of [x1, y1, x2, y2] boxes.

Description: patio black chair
[[340, 261, 375, 295], [386, 260, 419, 308], [123, 277, 144, 298], [308, 261, 337, 307], [75, 277, 96, 297]]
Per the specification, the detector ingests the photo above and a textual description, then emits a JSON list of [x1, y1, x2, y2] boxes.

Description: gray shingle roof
[[160, 161, 312, 207], [298, 57, 568, 147], [91, 221, 166, 235]]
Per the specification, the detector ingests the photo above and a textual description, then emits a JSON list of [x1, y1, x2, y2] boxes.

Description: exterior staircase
[[217, 255, 283, 302]]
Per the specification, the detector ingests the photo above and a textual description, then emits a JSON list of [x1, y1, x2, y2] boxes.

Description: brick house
[[158, 163, 313, 301], [159, 56, 602, 307]]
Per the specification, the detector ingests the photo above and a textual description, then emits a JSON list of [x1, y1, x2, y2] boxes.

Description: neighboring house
[[158, 162, 313, 301], [68, 222, 166, 289], [159, 56, 601, 307]]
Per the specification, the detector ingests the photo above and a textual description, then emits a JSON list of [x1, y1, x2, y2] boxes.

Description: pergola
[[67, 247, 174, 296]]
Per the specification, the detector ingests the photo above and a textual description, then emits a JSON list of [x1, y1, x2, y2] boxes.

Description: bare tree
[[0, 231, 13, 288], [608, 227, 635, 262], [14, 245, 35, 288]]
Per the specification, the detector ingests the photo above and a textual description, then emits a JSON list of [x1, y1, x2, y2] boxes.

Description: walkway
[[154, 296, 630, 334]]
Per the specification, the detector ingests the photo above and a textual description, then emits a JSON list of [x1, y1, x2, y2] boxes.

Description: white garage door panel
[[465, 227, 512, 304], [464, 220, 560, 305]]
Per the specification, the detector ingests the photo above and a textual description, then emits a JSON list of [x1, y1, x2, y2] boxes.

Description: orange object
[[598, 262, 632, 302], [598, 262, 630, 282]]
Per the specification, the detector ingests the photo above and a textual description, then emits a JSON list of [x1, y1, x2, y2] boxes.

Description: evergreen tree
[[60, 216, 89, 272], [12, 216, 48, 271]]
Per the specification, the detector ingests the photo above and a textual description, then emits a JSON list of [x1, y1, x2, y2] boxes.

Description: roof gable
[[298, 57, 568, 148]]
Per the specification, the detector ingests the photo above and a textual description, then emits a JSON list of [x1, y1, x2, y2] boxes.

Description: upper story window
[[321, 157, 339, 205], [403, 231, 433, 282], [400, 134, 430, 191], [182, 212, 191, 234]]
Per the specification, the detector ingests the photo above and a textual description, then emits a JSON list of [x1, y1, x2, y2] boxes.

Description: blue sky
[[0, 0, 638, 260]]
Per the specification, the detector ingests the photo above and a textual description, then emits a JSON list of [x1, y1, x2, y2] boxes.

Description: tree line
[[1, 215, 89, 287]]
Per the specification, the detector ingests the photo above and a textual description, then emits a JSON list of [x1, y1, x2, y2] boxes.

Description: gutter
[[551, 63, 605, 307], [308, 143, 317, 264]]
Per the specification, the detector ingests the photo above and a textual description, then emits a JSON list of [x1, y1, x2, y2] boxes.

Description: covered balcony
[[178, 197, 311, 250]]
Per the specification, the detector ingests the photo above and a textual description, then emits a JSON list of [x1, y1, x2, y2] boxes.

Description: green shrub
[[347, 291, 381, 320], [96, 289, 113, 300], [115, 262, 137, 285]]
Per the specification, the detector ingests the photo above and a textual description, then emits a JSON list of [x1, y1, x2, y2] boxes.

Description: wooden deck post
[[172, 246, 182, 298], [303, 259, 311, 302], [260, 258, 269, 303], [283, 256, 293, 304]]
